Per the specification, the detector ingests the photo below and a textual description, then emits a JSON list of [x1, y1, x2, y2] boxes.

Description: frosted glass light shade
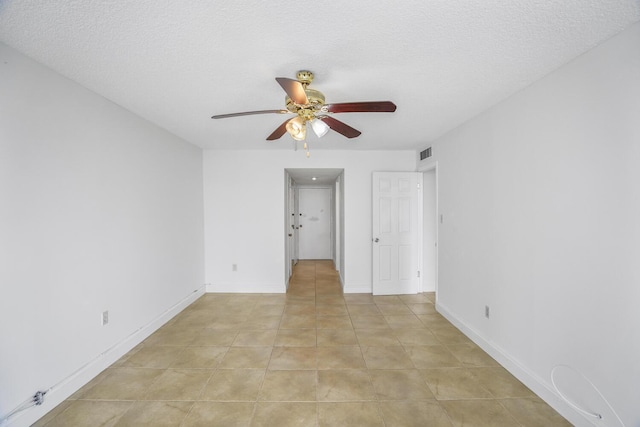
[[311, 118, 329, 137], [286, 116, 306, 141]]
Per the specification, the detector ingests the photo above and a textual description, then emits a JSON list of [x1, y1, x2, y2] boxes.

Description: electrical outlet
[[484, 305, 490, 319], [102, 310, 109, 326], [232, 264, 237, 272]]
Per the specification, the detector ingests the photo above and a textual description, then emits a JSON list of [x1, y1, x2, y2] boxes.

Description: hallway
[[34, 261, 569, 426]]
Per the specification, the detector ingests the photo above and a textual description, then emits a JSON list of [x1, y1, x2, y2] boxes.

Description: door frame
[[284, 172, 298, 286], [417, 160, 439, 298], [284, 168, 345, 288], [334, 174, 342, 276]]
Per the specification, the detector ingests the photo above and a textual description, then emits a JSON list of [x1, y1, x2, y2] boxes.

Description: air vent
[[419, 147, 432, 160]]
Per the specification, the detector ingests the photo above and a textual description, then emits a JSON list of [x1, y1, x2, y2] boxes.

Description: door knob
[[374, 238, 379, 243], [288, 233, 293, 237]]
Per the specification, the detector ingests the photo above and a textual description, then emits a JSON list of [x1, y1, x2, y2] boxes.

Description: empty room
[[1, 1, 639, 426]]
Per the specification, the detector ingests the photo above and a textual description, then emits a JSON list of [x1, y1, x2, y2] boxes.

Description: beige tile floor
[[34, 260, 571, 426]]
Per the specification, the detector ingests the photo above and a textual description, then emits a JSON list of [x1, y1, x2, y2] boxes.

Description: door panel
[[372, 172, 421, 295], [399, 245, 413, 281], [298, 188, 332, 259], [399, 197, 411, 232], [379, 198, 392, 233], [379, 245, 392, 280]]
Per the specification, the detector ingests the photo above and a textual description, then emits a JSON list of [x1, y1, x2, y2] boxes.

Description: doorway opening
[[419, 162, 438, 300], [284, 168, 344, 289]]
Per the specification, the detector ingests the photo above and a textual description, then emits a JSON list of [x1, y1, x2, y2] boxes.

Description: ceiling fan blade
[[319, 116, 362, 139], [276, 77, 308, 105], [324, 101, 397, 113], [266, 118, 293, 141], [211, 109, 289, 119]]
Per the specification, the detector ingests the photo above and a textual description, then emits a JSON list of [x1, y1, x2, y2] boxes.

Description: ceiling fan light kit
[[211, 70, 397, 157], [286, 116, 306, 141], [311, 118, 329, 138]]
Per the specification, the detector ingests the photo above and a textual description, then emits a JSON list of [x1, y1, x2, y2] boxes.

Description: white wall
[[422, 22, 640, 427], [203, 149, 415, 293], [0, 43, 204, 427]]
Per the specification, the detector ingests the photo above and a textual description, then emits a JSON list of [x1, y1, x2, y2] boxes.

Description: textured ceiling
[[1, 1, 638, 151]]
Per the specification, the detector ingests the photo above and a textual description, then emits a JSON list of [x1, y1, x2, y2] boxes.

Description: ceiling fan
[[211, 70, 396, 149]]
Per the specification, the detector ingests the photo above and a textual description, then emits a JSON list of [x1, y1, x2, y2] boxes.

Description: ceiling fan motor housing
[[285, 70, 326, 114], [285, 88, 326, 113], [296, 70, 314, 85]]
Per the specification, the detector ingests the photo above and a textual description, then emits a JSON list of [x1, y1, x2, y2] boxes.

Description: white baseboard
[[435, 301, 592, 427], [7, 286, 205, 427], [206, 282, 285, 294]]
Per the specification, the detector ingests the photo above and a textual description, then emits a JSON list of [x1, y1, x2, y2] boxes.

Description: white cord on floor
[[0, 287, 202, 426], [551, 364, 625, 427], [0, 396, 37, 425]]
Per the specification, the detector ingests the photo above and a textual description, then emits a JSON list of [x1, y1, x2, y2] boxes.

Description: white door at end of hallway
[[372, 172, 421, 295], [298, 188, 331, 260]]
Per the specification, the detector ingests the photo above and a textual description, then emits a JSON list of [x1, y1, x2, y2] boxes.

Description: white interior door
[[372, 172, 421, 295], [298, 187, 332, 260]]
